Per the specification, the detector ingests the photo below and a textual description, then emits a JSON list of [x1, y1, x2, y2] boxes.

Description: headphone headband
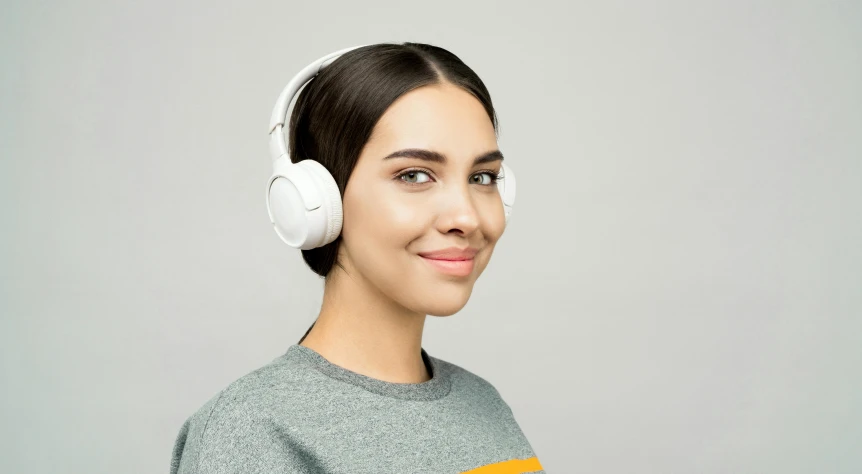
[[268, 45, 369, 163]]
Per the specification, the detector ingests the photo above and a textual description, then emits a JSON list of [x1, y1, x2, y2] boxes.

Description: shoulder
[[191, 355, 304, 424], [430, 354, 513, 413], [170, 355, 314, 473], [432, 353, 501, 392]]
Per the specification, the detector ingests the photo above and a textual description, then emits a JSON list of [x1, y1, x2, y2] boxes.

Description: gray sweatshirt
[[169, 344, 545, 473]]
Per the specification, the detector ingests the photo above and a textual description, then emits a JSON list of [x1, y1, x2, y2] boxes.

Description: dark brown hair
[[288, 42, 499, 343]]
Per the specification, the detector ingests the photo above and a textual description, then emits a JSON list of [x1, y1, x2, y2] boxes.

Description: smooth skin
[[299, 81, 506, 385]]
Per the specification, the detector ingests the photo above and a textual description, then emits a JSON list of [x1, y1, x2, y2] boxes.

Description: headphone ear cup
[[266, 159, 343, 250], [267, 170, 311, 249], [497, 162, 516, 224], [296, 160, 343, 247]]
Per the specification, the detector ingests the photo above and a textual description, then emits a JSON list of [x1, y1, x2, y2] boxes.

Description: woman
[[170, 42, 544, 474]]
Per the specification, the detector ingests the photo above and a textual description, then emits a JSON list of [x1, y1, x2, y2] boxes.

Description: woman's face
[[337, 82, 507, 316]]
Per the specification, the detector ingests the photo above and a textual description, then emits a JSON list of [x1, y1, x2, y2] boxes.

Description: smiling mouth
[[419, 256, 475, 277]]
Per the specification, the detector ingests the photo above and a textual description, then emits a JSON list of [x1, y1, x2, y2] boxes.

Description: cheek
[[479, 195, 507, 240], [343, 185, 426, 250], [380, 195, 424, 233]]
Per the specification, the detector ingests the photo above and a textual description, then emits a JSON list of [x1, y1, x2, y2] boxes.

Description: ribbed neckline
[[284, 344, 452, 401]]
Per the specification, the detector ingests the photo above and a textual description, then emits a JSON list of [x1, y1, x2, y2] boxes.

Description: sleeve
[[170, 407, 324, 474], [170, 416, 198, 474]]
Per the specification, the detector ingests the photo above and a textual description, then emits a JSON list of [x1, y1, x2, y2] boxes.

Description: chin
[[424, 305, 468, 317], [382, 256, 483, 315], [419, 288, 474, 316]]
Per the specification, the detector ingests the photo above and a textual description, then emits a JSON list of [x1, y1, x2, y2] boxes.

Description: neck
[[298, 266, 430, 384]]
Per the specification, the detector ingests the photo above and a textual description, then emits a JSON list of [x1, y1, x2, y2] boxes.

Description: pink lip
[[417, 247, 479, 260], [420, 256, 475, 277]]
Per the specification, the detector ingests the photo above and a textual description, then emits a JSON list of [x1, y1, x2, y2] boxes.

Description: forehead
[[366, 83, 497, 156]]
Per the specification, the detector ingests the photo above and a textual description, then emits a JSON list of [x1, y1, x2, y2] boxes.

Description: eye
[[398, 169, 432, 185], [471, 171, 501, 186]]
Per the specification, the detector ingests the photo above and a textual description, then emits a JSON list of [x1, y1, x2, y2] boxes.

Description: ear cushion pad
[[497, 162, 516, 223], [297, 159, 343, 246]]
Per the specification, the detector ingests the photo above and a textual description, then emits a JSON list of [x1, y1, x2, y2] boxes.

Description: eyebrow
[[382, 148, 504, 165]]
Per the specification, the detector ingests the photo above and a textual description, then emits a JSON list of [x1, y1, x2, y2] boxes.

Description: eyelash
[[395, 168, 503, 187]]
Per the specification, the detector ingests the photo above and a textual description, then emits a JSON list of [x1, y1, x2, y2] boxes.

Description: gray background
[[2, 1, 860, 473]]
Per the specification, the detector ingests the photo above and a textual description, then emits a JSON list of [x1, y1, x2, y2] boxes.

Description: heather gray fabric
[[170, 344, 545, 474]]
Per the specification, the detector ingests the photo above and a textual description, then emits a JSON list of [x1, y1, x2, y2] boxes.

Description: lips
[[417, 247, 479, 260], [420, 255, 475, 277], [417, 247, 479, 277]]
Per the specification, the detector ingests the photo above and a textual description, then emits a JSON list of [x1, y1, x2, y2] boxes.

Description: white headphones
[[266, 44, 517, 250]]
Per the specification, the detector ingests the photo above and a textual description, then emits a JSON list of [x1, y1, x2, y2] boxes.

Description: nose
[[434, 181, 481, 236]]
